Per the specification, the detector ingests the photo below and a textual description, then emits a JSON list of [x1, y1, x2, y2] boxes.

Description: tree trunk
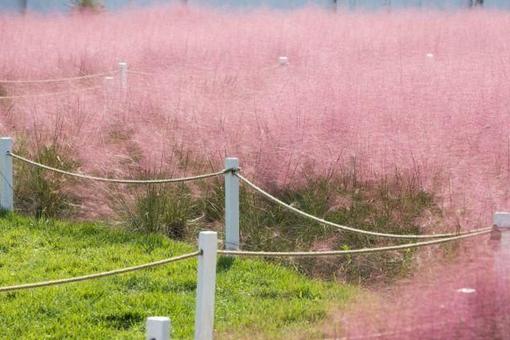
[[19, 0, 27, 14], [469, 0, 484, 7]]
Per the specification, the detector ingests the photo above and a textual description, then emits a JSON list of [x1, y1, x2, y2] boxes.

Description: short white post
[[119, 61, 128, 94], [278, 56, 289, 66], [493, 212, 510, 243], [224, 158, 239, 250], [0, 137, 13, 212], [492, 212, 510, 301], [194, 231, 218, 340], [146, 317, 171, 340]]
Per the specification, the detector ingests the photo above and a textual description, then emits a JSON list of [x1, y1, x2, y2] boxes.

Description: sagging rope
[[219, 228, 492, 257], [0, 86, 102, 100], [0, 71, 118, 85], [237, 173, 492, 240], [127, 70, 154, 76], [127, 63, 283, 77], [0, 251, 200, 293], [8, 152, 230, 184]]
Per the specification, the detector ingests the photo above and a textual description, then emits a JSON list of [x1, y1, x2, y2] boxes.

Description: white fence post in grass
[[119, 61, 128, 95], [224, 158, 239, 250], [0, 137, 13, 212], [492, 212, 510, 303], [493, 212, 510, 244], [278, 56, 289, 66], [194, 231, 218, 340], [146, 316, 171, 340]]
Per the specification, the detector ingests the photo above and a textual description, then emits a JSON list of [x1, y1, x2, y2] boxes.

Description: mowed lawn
[[0, 214, 354, 339]]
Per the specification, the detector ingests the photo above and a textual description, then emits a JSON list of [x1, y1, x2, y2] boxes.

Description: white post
[[493, 212, 510, 244], [194, 231, 218, 340], [146, 317, 171, 340], [0, 137, 13, 212], [119, 61, 128, 95], [492, 212, 510, 307], [224, 158, 239, 250], [278, 56, 289, 66]]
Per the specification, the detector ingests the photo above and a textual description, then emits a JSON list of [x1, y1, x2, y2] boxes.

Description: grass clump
[[14, 140, 80, 219], [123, 183, 198, 240], [203, 169, 440, 283], [0, 214, 354, 339]]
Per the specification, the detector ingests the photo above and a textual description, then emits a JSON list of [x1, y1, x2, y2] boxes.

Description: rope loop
[[225, 167, 241, 175]]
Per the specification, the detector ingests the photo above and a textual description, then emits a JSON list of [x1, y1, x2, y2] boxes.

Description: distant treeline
[[2, 0, 509, 13]]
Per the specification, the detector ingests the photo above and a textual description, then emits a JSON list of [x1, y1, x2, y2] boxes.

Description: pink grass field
[[1, 6, 510, 338], [1, 6, 510, 225]]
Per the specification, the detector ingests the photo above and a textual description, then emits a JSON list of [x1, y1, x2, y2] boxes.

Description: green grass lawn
[[0, 214, 354, 339]]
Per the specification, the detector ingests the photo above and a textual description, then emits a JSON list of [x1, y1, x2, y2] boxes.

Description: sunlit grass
[[0, 214, 354, 338]]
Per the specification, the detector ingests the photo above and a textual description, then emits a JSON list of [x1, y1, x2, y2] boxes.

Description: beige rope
[[127, 70, 154, 76], [0, 86, 101, 100], [237, 173, 491, 239], [0, 71, 118, 84], [219, 228, 492, 257], [9, 152, 230, 184], [0, 251, 200, 293]]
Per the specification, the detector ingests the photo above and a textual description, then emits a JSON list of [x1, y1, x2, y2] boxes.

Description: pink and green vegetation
[[0, 5, 509, 338], [1, 7, 508, 228]]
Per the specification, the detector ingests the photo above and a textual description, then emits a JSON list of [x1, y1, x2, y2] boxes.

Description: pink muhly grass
[[0, 7, 509, 226]]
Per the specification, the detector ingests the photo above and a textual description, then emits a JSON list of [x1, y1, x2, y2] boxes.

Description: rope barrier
[[0, 251, 200, 293], [127, 63, 283, 77], [127, 70, 154, 76], [0, 86, 102, 101], [8, 152, 231, 184], [219, 228, 492, 257], [237, 173, 492, 240], [0, 71, 118, 85]]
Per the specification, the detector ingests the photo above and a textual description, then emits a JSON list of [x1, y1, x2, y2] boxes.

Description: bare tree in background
[[19, 0, 27, 14], [469, 0, 484, 6], [71, 0, 104, 11]]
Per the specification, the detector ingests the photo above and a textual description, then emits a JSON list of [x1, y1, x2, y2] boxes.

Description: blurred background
[[1, 0, 509, 12]]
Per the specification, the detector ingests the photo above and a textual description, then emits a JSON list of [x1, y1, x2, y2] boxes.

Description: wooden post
[[194, 231, 218, 340]]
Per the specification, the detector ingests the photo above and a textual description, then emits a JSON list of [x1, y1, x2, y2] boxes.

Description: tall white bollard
[[0, 137, 13, 212], [194, 231, 218, 340], [119, 61, 128, 95], [146, 317, 171, 340], [224, 158, 239, 250]]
